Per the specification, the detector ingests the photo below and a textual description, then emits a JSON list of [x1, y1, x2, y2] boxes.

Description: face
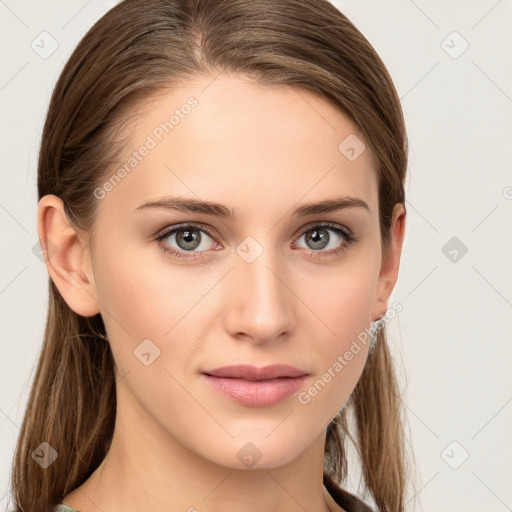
[[86, 73, 385, 469]]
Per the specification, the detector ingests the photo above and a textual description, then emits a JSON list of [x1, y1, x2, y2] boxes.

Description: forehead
[[99, 73, 379, 219]]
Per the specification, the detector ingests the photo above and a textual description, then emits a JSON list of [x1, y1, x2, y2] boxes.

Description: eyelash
[[155, 221, 358, 260]]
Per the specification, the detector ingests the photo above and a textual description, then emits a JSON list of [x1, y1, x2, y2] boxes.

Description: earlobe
[[371, 203, 406, 322], [37, 194, 101, 317]]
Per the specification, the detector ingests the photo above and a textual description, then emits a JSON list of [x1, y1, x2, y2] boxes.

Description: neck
[[63, 383, 338, 512]]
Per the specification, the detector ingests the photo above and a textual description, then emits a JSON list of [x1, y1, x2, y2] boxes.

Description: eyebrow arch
[[133, 195, 370, 219]]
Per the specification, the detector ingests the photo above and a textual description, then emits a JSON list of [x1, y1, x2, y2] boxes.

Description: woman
[[10, 1, 412, 511]]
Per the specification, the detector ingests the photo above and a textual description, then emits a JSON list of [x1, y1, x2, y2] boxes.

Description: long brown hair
[[10, 1, 413, 510]]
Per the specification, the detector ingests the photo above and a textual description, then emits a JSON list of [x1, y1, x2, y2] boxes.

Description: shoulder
[[53, 505, 81, 512], [324, 475, 376, 512]]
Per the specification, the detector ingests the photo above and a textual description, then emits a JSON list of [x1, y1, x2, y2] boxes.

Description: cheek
[[296, 288, 372, 428], [94, 231, 188, 331], [294, 253, 379, 416], [305, 248, 380, 339], [91, 240, 170, 364], [92, 241, 215, 374]]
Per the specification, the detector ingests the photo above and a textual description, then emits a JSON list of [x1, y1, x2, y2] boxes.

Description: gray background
[[1, 1, 511, 510]]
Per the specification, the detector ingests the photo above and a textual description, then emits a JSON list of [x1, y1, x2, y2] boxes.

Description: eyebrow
[[133, 195, 370, 218]]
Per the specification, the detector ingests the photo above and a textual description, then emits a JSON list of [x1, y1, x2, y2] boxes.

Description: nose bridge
[[225, 235, 295, 341]]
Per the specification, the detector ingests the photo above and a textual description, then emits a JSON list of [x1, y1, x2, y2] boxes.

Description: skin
[[38, 73, 405, 512]]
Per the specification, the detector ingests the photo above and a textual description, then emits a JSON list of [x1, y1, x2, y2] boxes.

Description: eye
[[292, 222, 357, 259], [156, 223, 218, 259]]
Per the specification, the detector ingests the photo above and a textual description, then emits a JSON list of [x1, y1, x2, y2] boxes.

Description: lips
[[203, 364, 308, 380], [201, 364, 309, 407]]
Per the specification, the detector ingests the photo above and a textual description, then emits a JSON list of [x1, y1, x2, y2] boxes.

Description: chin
[[196, 432, 312, 471]]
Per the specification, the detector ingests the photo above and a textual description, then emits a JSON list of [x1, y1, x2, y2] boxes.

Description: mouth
[[201, 364, 309, 407]]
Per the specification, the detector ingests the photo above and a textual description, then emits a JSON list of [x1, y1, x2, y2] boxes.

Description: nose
[[222, 242, 296, 344]]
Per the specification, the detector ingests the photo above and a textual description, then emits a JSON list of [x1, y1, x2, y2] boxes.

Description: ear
[[371, 203, 406, 322], [37, 194, 101, 317]]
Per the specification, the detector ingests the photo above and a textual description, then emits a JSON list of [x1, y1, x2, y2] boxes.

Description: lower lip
[[203, 374, 307, 407]]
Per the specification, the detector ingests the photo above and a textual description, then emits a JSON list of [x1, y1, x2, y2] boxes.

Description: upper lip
[[203, 364, 308, 381]]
